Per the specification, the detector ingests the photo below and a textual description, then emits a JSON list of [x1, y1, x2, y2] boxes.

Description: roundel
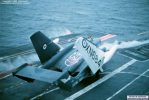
[[43, 44, 47, 50]]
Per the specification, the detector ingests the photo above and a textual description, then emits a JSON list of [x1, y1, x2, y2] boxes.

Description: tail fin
[[30, 31, 60, 64]]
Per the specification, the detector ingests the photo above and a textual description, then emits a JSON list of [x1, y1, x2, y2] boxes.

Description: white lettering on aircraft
[[75, 37, 104, 74], [82, 38, 104, 67]]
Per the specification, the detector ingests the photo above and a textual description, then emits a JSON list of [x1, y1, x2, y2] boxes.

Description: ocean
[[0, 0, 149, 57]]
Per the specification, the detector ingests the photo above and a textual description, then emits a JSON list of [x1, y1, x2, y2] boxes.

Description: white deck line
[[30, 87, 60, 100], [137, 31, 149, 35], [65, 59, 137, 100], [0, 74, 11, 79], [106, 69, 149, 100], [0, 49, 34, 60]]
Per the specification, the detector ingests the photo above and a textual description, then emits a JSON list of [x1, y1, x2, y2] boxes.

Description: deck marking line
[[106, 69, 149, 100], [0, 49, 34, 60], [65, 59, 136, 100], [30, 87, 60, 100], [137, 31, 149, 35], [0, 74, 11, 79]]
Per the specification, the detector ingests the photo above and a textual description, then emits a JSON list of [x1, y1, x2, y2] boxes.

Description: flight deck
[[0, 33, 149, 100]]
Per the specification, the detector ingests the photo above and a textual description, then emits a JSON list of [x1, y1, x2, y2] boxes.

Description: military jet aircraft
[[13, 31, 118, 90]]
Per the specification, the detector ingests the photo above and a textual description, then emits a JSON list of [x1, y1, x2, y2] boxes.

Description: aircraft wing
[[75, 37, 105, 74], [13, 66, 63, 83]]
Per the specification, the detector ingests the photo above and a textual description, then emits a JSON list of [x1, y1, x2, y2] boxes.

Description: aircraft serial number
[[82, 38, 103, 67]]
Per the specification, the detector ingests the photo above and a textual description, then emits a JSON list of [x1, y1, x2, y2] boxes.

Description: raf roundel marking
[[43, 44, 47, 50]]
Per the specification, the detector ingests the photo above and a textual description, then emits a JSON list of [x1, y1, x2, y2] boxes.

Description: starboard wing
[[75, 37, 105, 74]]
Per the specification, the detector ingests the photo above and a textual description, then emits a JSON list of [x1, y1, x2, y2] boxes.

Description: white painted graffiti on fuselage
[[65, 51, 82, 66]]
